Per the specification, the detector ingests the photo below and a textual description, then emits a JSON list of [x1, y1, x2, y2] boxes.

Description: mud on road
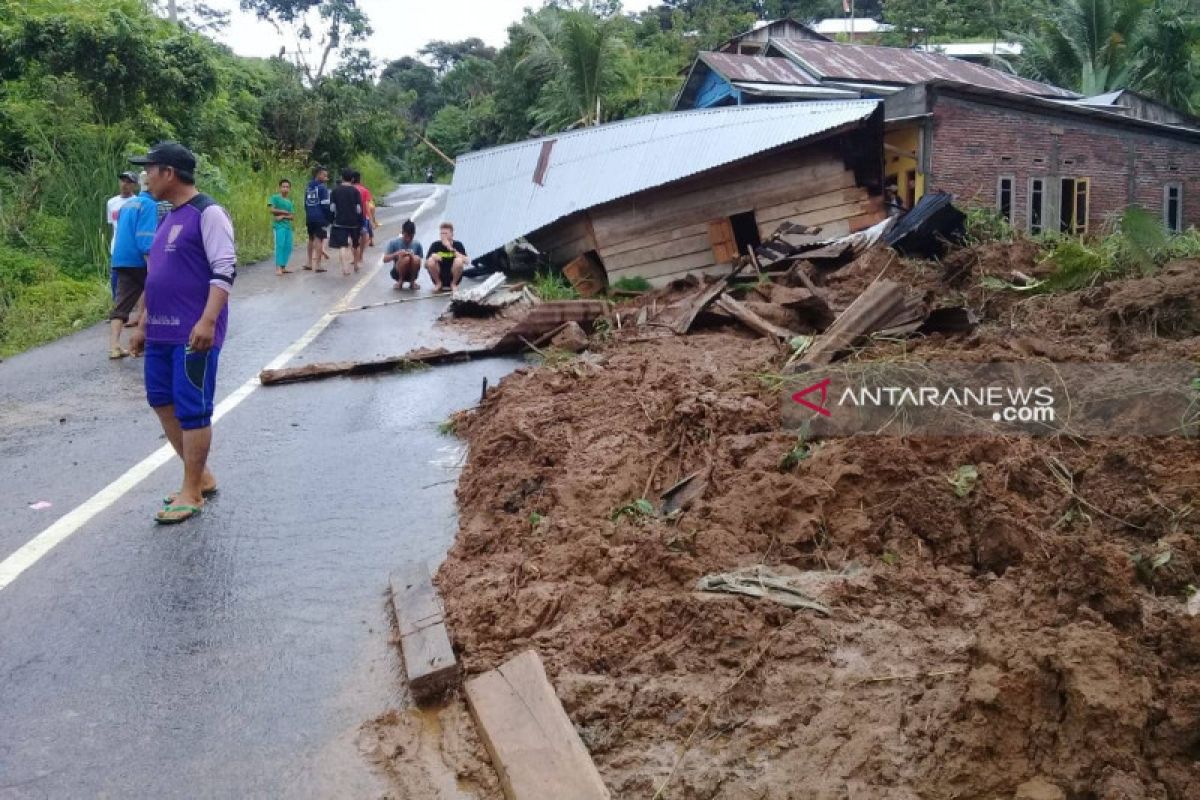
[[376, 247, 1200, 799]]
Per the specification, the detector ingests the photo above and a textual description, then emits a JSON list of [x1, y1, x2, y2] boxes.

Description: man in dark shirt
[[303, 165, 332, 272], [424, 221, 467, 293], [328, 168, 364, 276]]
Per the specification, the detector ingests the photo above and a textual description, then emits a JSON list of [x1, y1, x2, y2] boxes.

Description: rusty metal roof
[[773, 39, 1077, 98], [700, 52, 821, 86], [444, 100, 881, 258]]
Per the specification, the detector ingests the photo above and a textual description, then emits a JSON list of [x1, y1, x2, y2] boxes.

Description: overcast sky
[[207, 0, 657, 66]]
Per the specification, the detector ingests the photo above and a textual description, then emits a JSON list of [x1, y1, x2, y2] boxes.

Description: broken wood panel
[[714, 294, 795, 339], [562, 252, 608, 297], [849, 210, 889, 233], [466, 650, 610, 800], [493, 300, 610, 352], [390, 564, 459, 703], [259, 346, 496, 385], [707, 218, 738, 264], [797, 280, 907, 367], [599, 230, 712, 272], [590, 159, 850, 247], [753, 184, 866, 229], [528, 213, 596, 254], [596, 222, 709, 259]]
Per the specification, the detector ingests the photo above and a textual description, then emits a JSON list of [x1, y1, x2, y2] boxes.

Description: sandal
[[163, 486, 218, 505], [156, 504, 202, 525], [109, 347, 129, 359], [315, 266, 328, 273]]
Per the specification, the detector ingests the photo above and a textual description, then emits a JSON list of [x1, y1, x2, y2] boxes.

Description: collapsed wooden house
[[444, 100, 887, 288]]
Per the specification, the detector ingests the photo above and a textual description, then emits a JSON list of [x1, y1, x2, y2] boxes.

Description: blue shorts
[[362, 218, 373, 237], [144, 343, 220, 430]]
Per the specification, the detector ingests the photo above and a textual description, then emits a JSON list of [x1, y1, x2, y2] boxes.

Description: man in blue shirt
[[107, 173, 158, 359], [303, 165, 332, 272], [384, 219, 424, 289]]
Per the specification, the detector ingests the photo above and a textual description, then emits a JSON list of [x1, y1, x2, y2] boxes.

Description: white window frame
[[1027, 177, 1046, 235], [1164, 182, 1183, 233], [996, 175, 1015, 224]]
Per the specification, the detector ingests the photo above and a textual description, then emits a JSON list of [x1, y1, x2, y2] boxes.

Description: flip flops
[[156, 504, 201, 525], [163, 487, 218, 505], [109, 347, 129, 359]]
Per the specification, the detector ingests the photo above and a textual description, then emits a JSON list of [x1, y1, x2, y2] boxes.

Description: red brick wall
[[928, 94, 1200, 232]]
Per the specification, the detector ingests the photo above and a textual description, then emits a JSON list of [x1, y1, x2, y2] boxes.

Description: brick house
[[676, 28, 1200, 233], [886, 82, 1200, 233]]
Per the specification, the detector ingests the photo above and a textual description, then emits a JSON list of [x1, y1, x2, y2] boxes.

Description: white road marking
[[0, 199, 437, 592]]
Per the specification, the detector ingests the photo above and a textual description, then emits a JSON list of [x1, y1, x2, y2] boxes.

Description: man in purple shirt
[[128, 142, 236, 525]]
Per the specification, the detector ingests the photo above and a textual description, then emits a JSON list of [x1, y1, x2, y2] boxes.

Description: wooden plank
[[714, 294, 794, 339], [466, 650, 610, 800], [754, 185, 865, 227], [597, 222, 708, 259], [756, 200, 870, 230], [390, 564, 459, 703], [259, 345, 497, 385], [797, 280, 907, 368], [657, 260, 747, 334], [608, 261, 728, 289], [599, 230, 712, 272], [606, 249, 717, 282]]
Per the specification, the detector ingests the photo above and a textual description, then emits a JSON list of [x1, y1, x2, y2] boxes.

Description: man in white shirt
[[106, 172, 141, 323]]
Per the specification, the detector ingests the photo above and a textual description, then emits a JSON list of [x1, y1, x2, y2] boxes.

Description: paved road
[[0, 185, 517, 798]]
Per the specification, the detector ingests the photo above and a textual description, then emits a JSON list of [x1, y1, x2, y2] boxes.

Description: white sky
[[207, 0, 658, 66]]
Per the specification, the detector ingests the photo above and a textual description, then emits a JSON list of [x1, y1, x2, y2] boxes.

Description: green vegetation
[[610, 497, 657, 522], [611, 275, 652, 293], [530, 270, 579, 300]]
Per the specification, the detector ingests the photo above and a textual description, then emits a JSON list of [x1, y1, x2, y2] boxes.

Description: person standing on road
[[352, 171, 376, 262], [425, 222, 467, 293], [268, 178, 295, 275], [107, 172, 158, 359], [328, 168, 364, 276], [303, 165, 332, 272], [384, 219, 424, 290], [127, 142, 235, 526], [106, 171, 139, 315]]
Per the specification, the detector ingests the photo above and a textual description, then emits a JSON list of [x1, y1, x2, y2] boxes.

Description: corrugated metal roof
[[445, 100, 880, 258], [774, 39, 1077, 98], [701, 52, 820, 85]]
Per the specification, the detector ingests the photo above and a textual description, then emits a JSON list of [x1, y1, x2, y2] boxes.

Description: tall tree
[[1017, 0, 1148, 95], [239, 0, 370, 87], [518, 3, 630, 130]]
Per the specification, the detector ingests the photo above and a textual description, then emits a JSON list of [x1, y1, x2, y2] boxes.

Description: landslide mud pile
[[435, 247, 1200, 799]]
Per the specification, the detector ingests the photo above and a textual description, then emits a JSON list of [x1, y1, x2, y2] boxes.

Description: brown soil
[[385, 247, 1200, 798]]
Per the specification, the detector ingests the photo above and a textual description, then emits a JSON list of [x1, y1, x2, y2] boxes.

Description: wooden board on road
[[466, 649, 610, 800], [259, 345, 496, 385], [390, 563, 459, 703]]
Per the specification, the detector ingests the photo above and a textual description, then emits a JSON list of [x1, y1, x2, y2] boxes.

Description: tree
[[1128, 0, 1200, 111], [419, 38, 498, 75], [380, 57, 443, 123], [1017, 0, 1143, 95], [518, 3, 630, 130], [238, 0, 370, 87]]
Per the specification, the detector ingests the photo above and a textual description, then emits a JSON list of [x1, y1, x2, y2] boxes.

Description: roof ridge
[[456, 99, 878, 162]]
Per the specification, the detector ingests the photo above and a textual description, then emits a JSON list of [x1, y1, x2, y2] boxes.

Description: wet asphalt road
[[0, 185, 518, 798]]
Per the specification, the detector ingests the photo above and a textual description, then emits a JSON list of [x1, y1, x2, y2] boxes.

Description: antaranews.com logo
[[784, 363, 1198, 438]]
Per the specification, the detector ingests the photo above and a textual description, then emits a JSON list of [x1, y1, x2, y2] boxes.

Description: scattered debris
[[695, 566, 831, 614], [659, 471, 708, 516], [28, 501, 52, 510], [493, 300, 609, 352], [549, 321, 589, 353], [390, 563, 459, 704], [465, 649, 610, 800], [795, 279, 907, 367], [713, 294, 794, 340]]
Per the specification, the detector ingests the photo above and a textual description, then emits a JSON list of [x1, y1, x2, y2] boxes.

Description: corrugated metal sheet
[[701, 52, 820, 85], [445, 100, 880, 258], [732, 82, 857, 98], [774, 39, 1077, 98]]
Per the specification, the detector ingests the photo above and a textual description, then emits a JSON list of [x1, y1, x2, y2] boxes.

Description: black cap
[[129, 141, 196, 173], [118, 171, 138, 183]]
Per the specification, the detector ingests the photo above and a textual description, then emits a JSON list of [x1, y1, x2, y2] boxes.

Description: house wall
[[928, 94, 1200, 232], [533, 143, 876, 286]]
